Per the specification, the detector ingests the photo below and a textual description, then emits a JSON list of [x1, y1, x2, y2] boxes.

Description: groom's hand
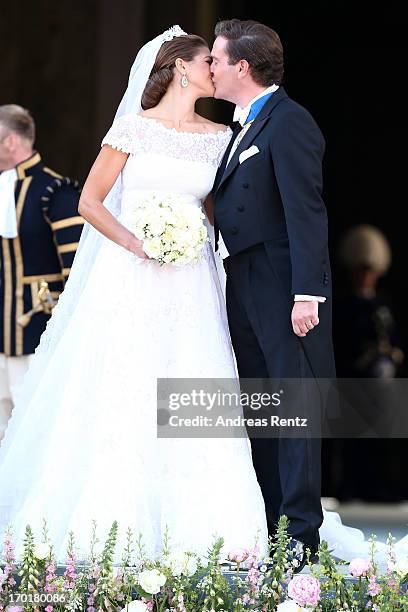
[[291, 301, 319, 337]]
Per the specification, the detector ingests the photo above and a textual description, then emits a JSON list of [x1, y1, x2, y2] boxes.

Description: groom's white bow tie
[[233, 84, 279, 127], [0, 168, 18, 238], [233, 103, 252, 127]]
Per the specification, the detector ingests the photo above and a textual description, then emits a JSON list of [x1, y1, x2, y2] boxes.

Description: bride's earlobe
[[175, 58, 189, 87]]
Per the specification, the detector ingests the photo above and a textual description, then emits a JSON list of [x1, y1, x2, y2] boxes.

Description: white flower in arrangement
[[65, 595, 83, 611], [149, 217, 167, 236], [393, 557, 408, 576], [132, 193, 209, 266], [143, 236, 162, 259], [121, 601, 149, 612], [138, 568, 166, 594], [34, 542, 51, 560], [168, 550, 198, 576], [277, 600, 306, 612]]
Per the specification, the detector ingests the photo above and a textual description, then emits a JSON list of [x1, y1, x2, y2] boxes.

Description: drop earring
[[181, 74, 189, 88]]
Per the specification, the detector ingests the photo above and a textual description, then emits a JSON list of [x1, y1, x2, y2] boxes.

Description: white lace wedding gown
[[0, 114, 407, 568], [0, 115, 269, 564]]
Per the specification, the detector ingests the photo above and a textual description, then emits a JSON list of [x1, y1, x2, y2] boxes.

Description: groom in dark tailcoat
[[211, 19, 336, 569]]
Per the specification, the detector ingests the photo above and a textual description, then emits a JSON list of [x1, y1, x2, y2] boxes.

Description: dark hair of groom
[[214, 19, 284, 86]]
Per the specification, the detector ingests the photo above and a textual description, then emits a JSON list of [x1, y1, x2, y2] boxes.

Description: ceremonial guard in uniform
[[0, 104, 84, 439]]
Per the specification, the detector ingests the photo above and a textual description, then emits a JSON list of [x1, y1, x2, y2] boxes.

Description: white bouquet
[[132, 193, 209, 265]]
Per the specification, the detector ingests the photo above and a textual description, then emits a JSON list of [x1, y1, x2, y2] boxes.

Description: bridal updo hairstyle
[[141, 34, 208, 110]]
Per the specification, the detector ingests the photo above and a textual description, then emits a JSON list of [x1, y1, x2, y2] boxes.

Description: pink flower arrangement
[[43, 558, 58, 612], [368, 575, 381, 597], [1, 533, 17, 589], [243, 542, 262, 604], [141, 598, 154, 611], [349, 557, 372, 578], [63, 550, 77, 590], [287, 574, 321, 608], [44, 560, 57, 593], [228, 548, 250, 563], [2, 517, 408, 610], [86, 563, 99, 612], [388, 577, 398, 592]]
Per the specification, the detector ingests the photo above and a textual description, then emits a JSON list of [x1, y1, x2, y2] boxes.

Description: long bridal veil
[[320, 508, 408, 568], [0, 25, 189, 463]]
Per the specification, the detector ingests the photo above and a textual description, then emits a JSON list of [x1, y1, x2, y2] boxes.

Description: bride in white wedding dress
[[0, 25, 406, 569], [0, 27, 269, 565]]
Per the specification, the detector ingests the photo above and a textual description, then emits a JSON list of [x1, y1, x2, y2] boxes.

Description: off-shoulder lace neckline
[[101, 113, 232, 166], [136, 114, 231, 137]]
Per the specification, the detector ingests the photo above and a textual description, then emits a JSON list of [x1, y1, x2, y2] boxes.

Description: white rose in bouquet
[[143, 236, 163, 259], [132, 194, 208, 265], [149, 217, 166, 236]]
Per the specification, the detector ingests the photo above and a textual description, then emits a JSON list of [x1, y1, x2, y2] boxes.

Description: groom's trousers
[[225, 243, 324, 548]]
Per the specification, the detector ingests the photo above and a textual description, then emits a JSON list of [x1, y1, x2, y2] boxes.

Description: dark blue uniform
[[0, 152, 84, 356]]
